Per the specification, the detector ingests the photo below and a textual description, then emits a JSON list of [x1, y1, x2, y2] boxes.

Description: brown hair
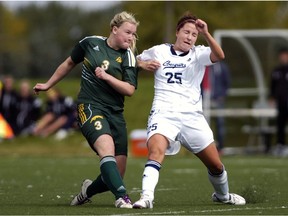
[[176, 11, 197, 32]]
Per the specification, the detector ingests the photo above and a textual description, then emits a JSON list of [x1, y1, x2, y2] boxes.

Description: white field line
[[111, 211, 186, 216], [111, 206, 287, 216], [193, 205, 288, 213], [112, 206, 287, 216]]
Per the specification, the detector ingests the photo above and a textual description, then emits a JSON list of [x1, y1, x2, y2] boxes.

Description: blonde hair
[[110, 11, 139, 53]]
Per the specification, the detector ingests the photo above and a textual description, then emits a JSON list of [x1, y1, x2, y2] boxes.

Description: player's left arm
[[196, 19, 225, 63]]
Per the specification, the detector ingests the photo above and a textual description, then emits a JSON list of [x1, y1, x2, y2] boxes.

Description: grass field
[[1, 133, 288, 215], [1, 77, 287, 215]]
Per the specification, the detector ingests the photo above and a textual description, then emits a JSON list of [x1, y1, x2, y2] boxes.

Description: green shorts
[[77, 103, 128, 156]]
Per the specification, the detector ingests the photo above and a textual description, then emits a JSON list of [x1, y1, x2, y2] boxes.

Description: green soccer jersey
[[70, 36, 138, 112]]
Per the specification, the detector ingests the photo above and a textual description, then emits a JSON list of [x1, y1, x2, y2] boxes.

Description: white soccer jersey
[[138, 43, 213, 112]]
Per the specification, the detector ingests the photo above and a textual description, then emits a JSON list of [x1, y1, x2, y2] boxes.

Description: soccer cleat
[[212, 193, 246, 205], [133, 195, 153, 209], [70, 179, 92, 206], [115, 195, 133, 208]]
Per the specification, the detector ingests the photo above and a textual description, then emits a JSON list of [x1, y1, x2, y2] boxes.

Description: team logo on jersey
[[163, 60, 186, 69], [93, 46, 99, 51], [90, 115, 104, 123], [116, 57, 122, 63]]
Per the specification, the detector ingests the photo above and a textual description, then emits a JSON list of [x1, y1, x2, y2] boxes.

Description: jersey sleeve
[[70, 42, 85, 64], [122, 49, 138, 88], [137, 45, 158, 61], [195, 45, 213, 66]]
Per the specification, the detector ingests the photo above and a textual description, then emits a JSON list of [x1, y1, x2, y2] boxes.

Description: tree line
[[0, 1, 288, 78]]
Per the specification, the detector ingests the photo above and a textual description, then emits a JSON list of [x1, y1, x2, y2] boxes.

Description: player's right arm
[[33, 57, 76, 94], [137, 59, 161, 72], [137, 45, 161, 72], [33, 41, 84, 94]]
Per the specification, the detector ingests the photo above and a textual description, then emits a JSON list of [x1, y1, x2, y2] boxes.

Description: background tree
[[0, 4, 27, 76], [1, 1, 288, 79]]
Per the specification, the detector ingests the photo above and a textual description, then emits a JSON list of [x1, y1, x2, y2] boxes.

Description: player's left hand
[[195, 19, 208, 34]]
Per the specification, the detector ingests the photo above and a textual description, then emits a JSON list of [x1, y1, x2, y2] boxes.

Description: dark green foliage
[[1, 1, 288, 78]]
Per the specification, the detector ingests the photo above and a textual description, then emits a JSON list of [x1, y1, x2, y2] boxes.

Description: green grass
[[1, 77, 287, 214], [0, 135, 288, 215]]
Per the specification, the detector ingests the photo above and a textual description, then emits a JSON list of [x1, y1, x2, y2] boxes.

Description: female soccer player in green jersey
[[33, 11, 139, 209]]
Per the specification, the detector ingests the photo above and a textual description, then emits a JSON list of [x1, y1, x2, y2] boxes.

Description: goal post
[[204, 29, 288, 121], [203, 29, 288, 150]]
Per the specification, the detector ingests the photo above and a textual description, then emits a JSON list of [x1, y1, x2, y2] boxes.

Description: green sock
[[100, 156, 126, 199], [86, 174, 109, 198]]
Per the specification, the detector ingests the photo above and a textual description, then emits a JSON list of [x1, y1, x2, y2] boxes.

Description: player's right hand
[[33, 83, 49, 95], [138, 59, 161, 72]]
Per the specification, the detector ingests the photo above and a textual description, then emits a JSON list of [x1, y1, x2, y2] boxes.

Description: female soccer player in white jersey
[[133, 11, 246, 208]]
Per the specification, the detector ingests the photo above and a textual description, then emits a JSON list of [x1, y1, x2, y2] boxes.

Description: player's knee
[[209, 163, 224, 175], [148, 147, 165, 161], [149, 148, 165, 156]]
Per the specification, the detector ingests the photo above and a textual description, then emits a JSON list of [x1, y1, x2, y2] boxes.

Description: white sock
[[141, 160, 161, 201], [208, 168, 229, 201]]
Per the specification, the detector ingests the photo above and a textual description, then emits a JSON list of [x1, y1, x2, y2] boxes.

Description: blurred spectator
[[32, 88, 76, 139], [269, 48, 288, 157], [0, 75, 19, 133], [206, 61, 231, 152], [15, 80, 42, 136]]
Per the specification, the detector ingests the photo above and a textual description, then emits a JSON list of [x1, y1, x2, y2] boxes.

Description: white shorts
[[147, 109, 214, 155]]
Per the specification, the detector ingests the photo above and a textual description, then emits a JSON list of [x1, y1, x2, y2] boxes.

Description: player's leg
[[196, 141, 245, 205], [133, 134, 168, 209], [71, 105, 131, 208], [86, 111, 129, 197], [94, 134, 132, 208], [71, 134, 132, 208], [86, 155, 126, 197], [134, 110, 180, 209], [182, 113, 245, 205], [182, 113, 227, 198], [196, 143, 229, 199]]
